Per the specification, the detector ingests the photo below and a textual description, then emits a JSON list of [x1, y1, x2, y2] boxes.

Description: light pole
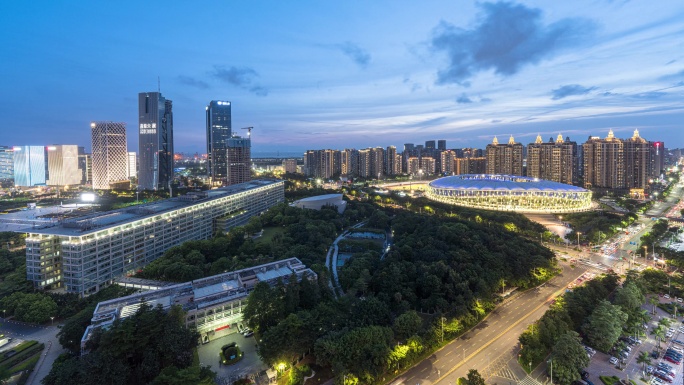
[[577, 232, 581, 251], [50, 316, 54, 325], [548, 359, 553, 384]]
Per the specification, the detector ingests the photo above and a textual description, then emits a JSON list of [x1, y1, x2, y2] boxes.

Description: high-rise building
[[440, 150, 456, 174], [526, 134, 578, 185], [455, 157, 487, 175], [623, 129, 651, 189], [25, 179, 284, 295], [226, 136, 251, 185], [282, 159, 297, 174], [91, 122, 128, 190], [403, 143, 415, 153], [582, 130, 625, 190], [0, 146, 13, 180], [650, 141, 665, 178], [358, 147, 384, 179], [46, 145, 81, 186], [127, 152, 137, 179], [425, 140, 436, 150], [138, 92, 174, 190], [385, 146, 400, 176], [438, 140, 447, 151], [485, 136, 524, 176], [406, 157, 436, 175], [206, 101, 232, 182], [78, 147, 92, 185], [13, 146, 46, 187], [304, 149, 341, 179]]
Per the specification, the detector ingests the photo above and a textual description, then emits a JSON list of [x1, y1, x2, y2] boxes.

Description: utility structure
[[241, 126, 253, 136]]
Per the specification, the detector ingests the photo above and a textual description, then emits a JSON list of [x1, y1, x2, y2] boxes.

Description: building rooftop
[[429, 174, 588, 193], [21, 179, 282, 237]]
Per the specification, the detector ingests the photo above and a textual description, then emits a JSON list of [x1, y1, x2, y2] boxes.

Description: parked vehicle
[[609, 357, 619, 365]]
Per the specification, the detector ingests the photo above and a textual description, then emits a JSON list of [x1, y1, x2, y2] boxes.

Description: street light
[[548, 359, 553, 385], [577, 232, 581, 251], [50, 316, 54, 325]]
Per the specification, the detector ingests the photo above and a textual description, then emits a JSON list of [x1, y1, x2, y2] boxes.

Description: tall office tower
[[138, 92, 173, 190], [206, 101, 232, 182], [91, 122, 129, 190], [78, 147, 92, 185], [0, 146, 13, 180], [404, 143, 415, 153], [282, 159, 297, 174], [650, 140, 665, 178], [46, 145, 81, 186], [13, 146, 46, 187], [437, 140, 447, 151], [623, 129, 651, 189], [385, 146, 399, 176], [485, 136, 524, 176], [127, 152, 137, 179], [425, 140, 436, 150], [440, 150, 456, 174], [526, 134, 578, 185], [226, 136, 251, 185], [582, 130, 624, 190]]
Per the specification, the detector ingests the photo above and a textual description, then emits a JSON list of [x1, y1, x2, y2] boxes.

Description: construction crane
[[241, 126, 253, 137]]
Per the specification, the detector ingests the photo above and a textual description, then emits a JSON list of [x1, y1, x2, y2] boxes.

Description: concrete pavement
[[0, 318, 64, 385]]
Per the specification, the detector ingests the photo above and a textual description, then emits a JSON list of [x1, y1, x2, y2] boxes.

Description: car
[[671, 346, 684, 354], [581, 370, 589, 380], [609, 357, 619, 365], [654, 372, 673, 383], [665, 294, 671, 299], [620, 351, 629, 358], [651, 377, 664, 385], [657, 362, 673, 370], [666, 332, 674, 339], [243, 329, 254, 338], [653, 351, 661, 358], [673, 339, 684, 345], [647, 366, 655, 374], [656, 369, 675, 379], [678, 298, 683, 303], [663, 355, 681, 364]]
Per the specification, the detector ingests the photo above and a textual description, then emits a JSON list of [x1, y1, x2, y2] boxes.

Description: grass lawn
[[256, 227, 284, 245]]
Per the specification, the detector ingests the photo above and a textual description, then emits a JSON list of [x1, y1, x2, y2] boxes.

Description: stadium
[[426, 174, 592, 213]]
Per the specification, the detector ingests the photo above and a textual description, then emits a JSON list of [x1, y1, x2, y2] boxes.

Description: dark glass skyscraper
[[206, 100, 232, 182], [138, 92, 173, 190]]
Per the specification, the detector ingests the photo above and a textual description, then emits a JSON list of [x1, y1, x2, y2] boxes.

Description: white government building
[[23, 179, 284, 296]]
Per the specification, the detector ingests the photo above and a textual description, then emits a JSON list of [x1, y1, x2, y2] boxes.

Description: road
[[0, 318, 64, 385], [389, 261, 594, 385]]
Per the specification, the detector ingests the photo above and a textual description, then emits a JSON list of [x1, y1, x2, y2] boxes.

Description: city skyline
[[1, 1, 683, 153]]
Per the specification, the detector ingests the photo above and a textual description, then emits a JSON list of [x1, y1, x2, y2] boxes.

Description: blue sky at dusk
[[1, 1, 683, 154]]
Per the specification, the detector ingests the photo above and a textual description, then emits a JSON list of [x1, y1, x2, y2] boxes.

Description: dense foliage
[[563, 211, 638, 244], [138, 202, 376, 282], [43, 304, 213, 385]]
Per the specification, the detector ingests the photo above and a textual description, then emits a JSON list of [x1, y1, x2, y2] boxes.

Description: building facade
[[138, 92, 174, 190], [282, 159, 297, 174], [81, 258, 316, 352], [46, 145, 81, 186], [91, 122, 128, 190], [206, 101, 232, 182], [0, 146, 13, 181], [13, 146, 46, 187], [582, 130, 625, 190], [226, 136, 251, 185], [455, 157, 486, 175], [485, 136, 524, 176], [24, 179, 284, 296], [127, 152, 137, 179], [526, 134, 578, 185]]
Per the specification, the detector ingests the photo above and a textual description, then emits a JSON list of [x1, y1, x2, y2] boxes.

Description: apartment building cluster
[[302, 129, 667, 193], [0, 96, 252, 190]]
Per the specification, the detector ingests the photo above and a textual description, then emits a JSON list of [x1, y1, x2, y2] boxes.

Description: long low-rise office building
[[81, 258, 315, 353], [23, 179, 284, 296]]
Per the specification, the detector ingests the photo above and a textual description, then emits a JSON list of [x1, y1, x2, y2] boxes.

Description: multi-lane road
[[390, 261, 594, 385]]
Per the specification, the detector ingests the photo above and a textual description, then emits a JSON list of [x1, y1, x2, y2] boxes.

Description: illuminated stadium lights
[[426, 174, 592, 213]]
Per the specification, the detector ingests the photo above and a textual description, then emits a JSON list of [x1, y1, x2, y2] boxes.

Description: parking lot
[[583, 295, 684, 385], [196, 329, 268, 384]]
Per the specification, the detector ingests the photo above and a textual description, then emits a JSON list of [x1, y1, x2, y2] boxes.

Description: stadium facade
[[23, 179, 284, 296], [426, 174, 592, 213]]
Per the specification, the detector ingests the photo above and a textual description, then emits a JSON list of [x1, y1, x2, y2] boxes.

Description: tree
[[464, 369, 486, 385], [614, 282, 645, 323], [583, 300, 628, 352], [393, 311, 422, 341], [551, 331, 590, 385], [637, 351, 651, 372], [653, 326, 665, 349], [650, 297, 660, 315], [243, 282, 284, 334]]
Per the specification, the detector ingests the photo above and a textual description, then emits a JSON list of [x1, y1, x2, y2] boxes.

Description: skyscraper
[[623, 129, 650, 189], [526, 134, 578, 185], [485, 136, 524, 176], [206, 101, 232, 182], [226, 136, 251, 185], [0, 146, 13, 181], [46, 145, 81, 186], [91, 122, 128, 190], [138, 92, 174, 190], [582, 130, 625, 190], [78, 147, 92, 185], [13, 146, 46, 187], [437, 140, 447, 151]]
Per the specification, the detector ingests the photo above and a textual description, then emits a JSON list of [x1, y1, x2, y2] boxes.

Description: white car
[[666, 332, 674, 339], [665, 294, 671, 299], [652, 377, 664, 385], [610, 357, 619, 365], [678, 298, 683, 303]]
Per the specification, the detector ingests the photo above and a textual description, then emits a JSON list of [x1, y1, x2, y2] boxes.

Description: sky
[[1, 1, 683, 154]]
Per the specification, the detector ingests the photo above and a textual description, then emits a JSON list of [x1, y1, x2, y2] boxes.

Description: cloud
[[632, 91, 666, 99], [659, 69, 684, 83], [432, 1, 595, 86], [456, 94, 474, 104], [336, 42, 371, 68], [551, 84, 597, 100], [211, 66, 268, 96], [177, 75, 209, 89]]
